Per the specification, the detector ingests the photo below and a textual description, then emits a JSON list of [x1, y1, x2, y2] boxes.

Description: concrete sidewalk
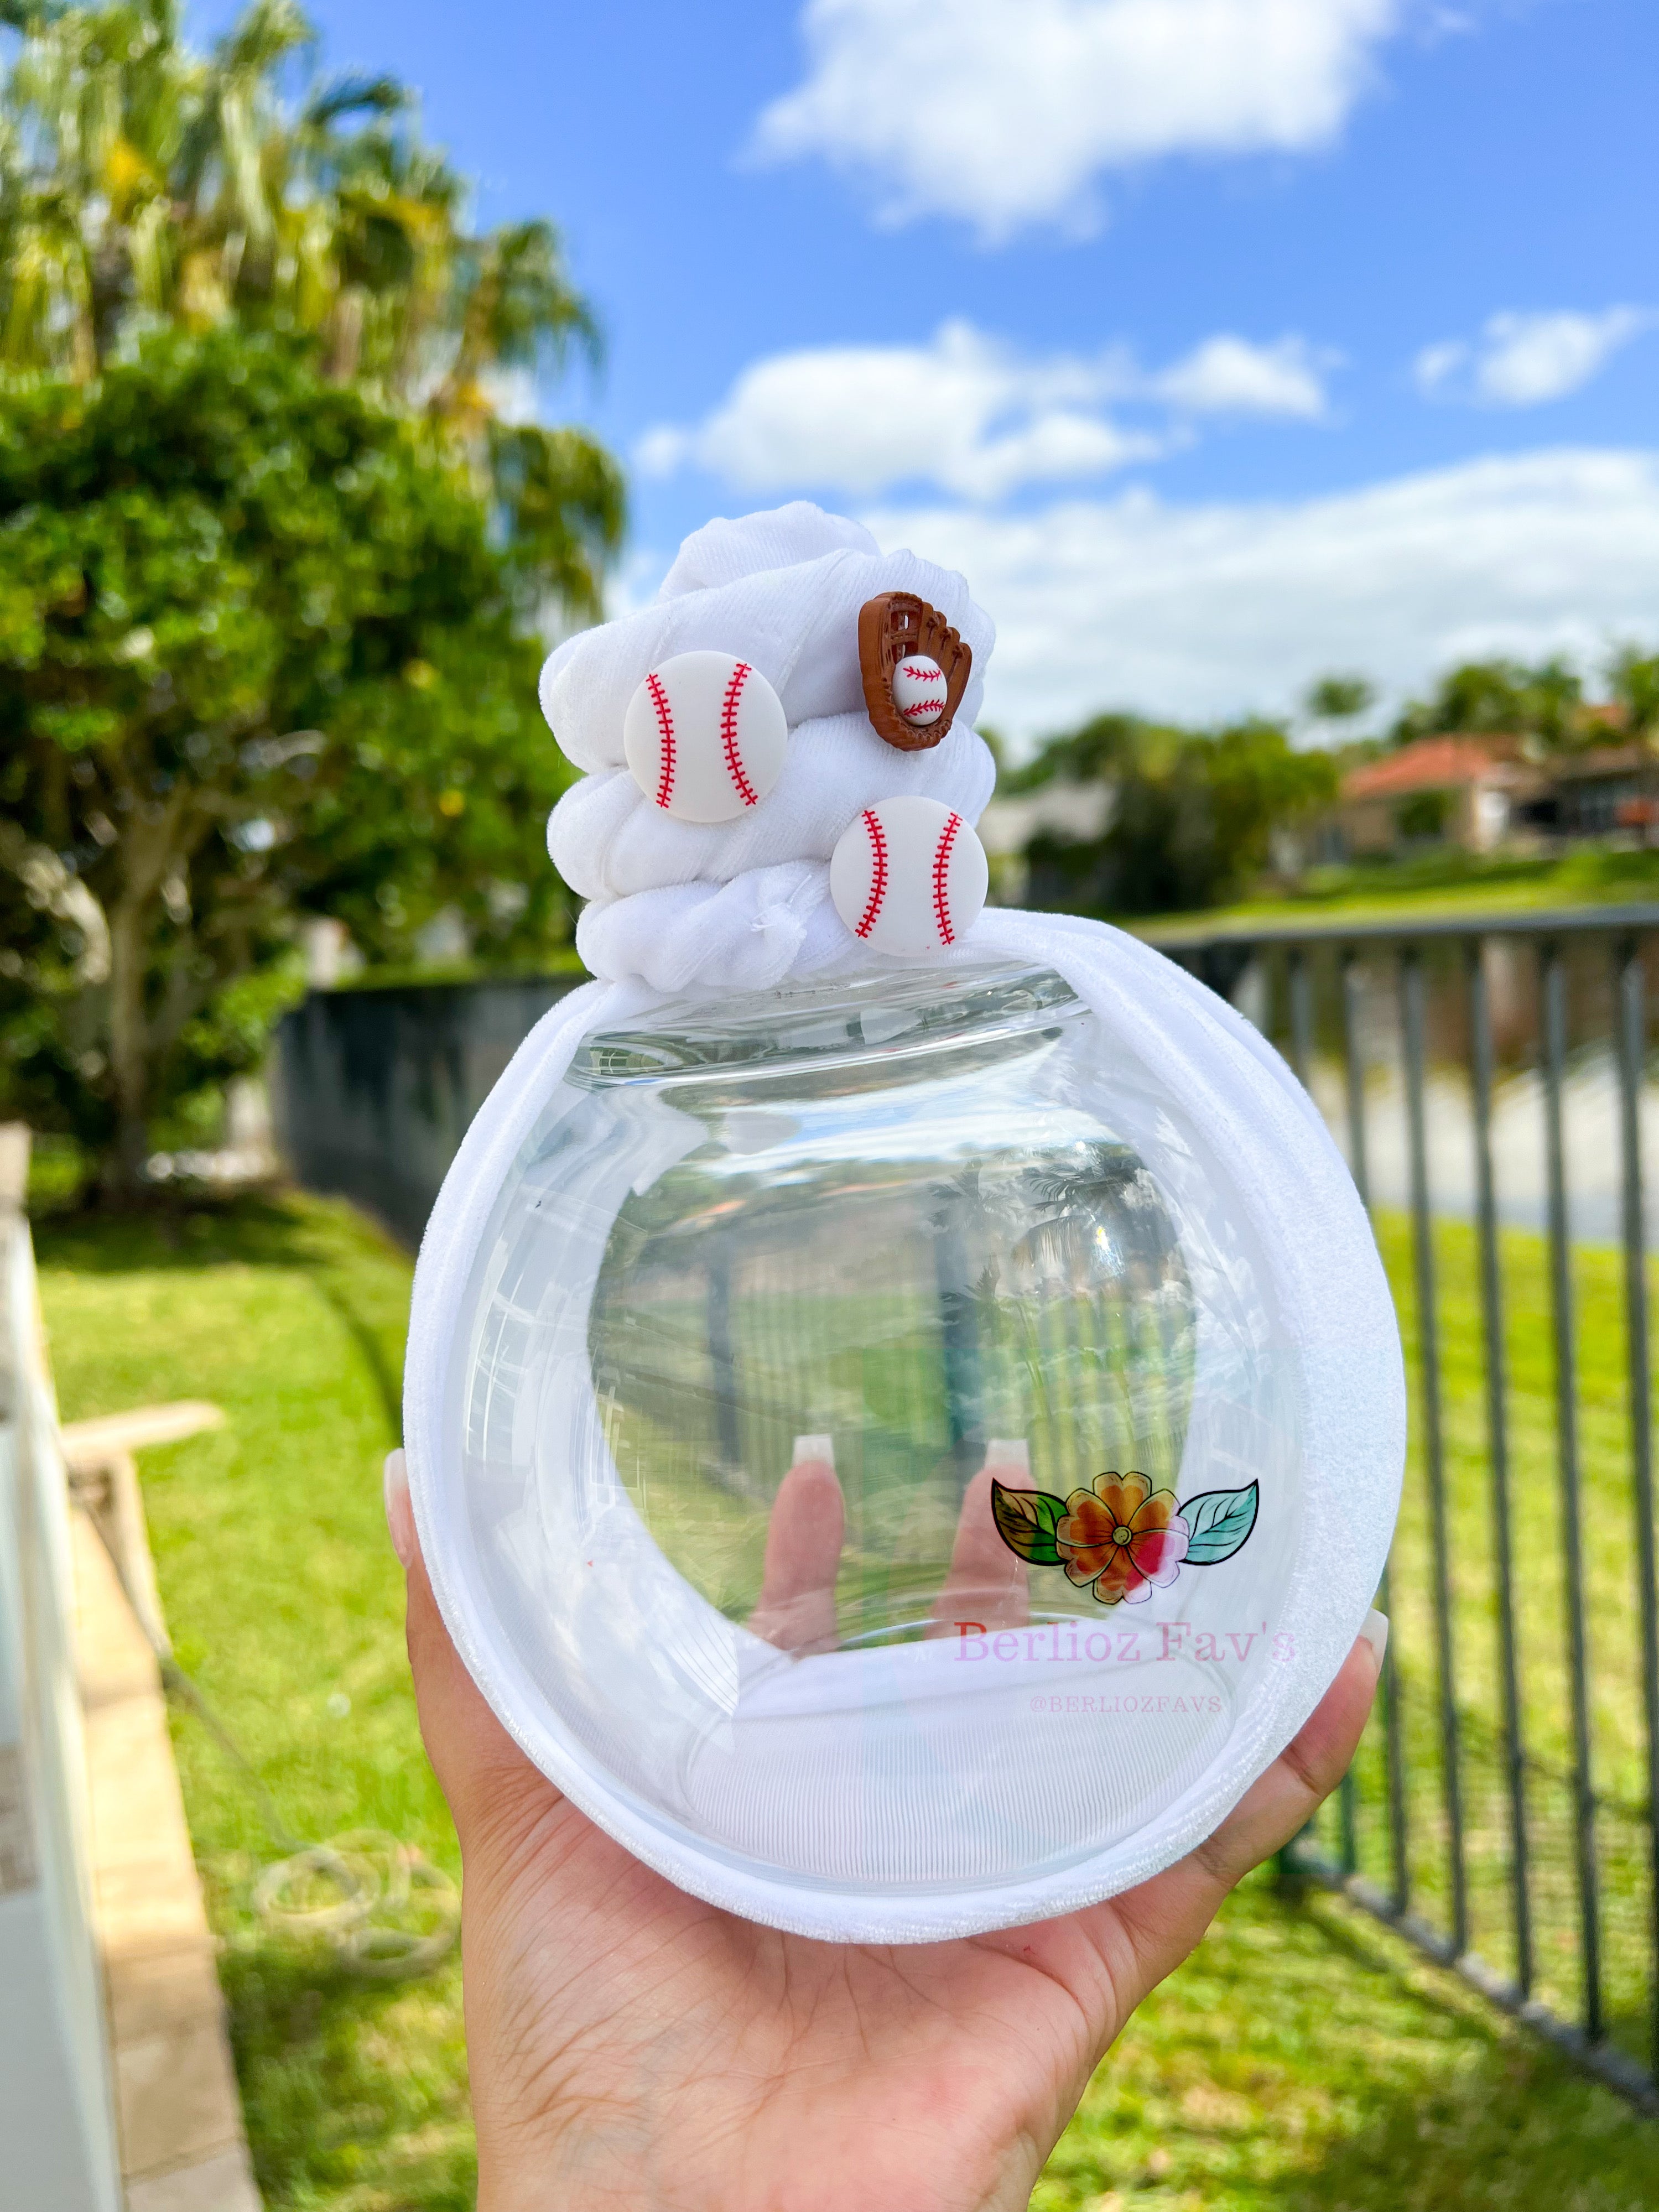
[[64, 1411, 261, 2212]]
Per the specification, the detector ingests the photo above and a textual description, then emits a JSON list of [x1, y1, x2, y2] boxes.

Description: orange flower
[[1055, 1470, 1189, 1607]]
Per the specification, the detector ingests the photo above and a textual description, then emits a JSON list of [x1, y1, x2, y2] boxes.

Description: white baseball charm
[[622, 650, 787, 824], [829, 796, 989, 957], [890, 654, 947, 731]]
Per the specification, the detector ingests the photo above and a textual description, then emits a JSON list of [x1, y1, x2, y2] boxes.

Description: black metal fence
[[273, 974, 582, 1246], [1149, 904, 1659, 2112], [272, 913, 1659, 2110]]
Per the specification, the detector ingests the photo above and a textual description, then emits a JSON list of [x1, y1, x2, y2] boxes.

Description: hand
[[386, 1447, 1381, 2212]]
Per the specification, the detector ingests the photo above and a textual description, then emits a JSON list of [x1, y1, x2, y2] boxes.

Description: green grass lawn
[[38, 1195, 473, 2212], [34, 1190, 1659, 2210], [1131, 844, 1659, 943]]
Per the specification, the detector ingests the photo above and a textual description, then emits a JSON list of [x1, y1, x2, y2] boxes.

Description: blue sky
[[202, 0, 1656, 745]]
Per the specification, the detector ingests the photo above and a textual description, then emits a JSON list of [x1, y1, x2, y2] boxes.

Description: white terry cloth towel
[[402, 502, 1405, 1943]]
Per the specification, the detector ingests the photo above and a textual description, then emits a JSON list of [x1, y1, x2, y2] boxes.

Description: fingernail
[[383, 1448, 414, 1568], [1361, 1607, 1389, 1667], [985, 1438, 1030, 1472], [792, 1434, 835, 1469]]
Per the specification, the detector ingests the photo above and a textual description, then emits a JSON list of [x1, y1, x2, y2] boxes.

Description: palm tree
[[0, 0, 621, 612]]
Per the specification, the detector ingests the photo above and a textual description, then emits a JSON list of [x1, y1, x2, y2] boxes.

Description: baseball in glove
[[857, 592, 973, 752]]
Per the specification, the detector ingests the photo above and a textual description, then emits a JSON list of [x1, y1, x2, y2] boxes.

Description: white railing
[[0, 1131, 122, 2210]]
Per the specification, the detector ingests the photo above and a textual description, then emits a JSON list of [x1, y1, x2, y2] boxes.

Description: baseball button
[[891, 654, 948, 731], [829, 796, 989, 957], [622, 650, 787, 824]]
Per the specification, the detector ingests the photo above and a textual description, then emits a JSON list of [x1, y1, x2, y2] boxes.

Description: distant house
[[979, 780, 1114, 902], [1336, 732, 1659, 858], [1338, 736, 1541, 857], [1522, 744, 1659, 839]]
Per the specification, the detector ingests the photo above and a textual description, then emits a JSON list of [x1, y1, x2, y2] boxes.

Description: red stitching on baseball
[[856, 809, 890, 939], [721, 661, 759, 806], [932, 811, 963, 945], [646, 670, 675, 810], [896, 661, 946, 721]]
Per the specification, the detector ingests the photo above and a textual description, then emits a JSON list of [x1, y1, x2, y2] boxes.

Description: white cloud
[[1156, 334, 1332, 419], [1416, 308, 1654, 408], [1411, 338, 1469, 394], [856, 449, 1659, 743], [753, 0, 1403, 238], [637, 324, 1152, 501], [637, 322, 1331, 501]]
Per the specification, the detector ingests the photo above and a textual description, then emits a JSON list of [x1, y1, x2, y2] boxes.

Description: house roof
[[1342, 735, 1525, 802], [1547, 742, 1652, 783]]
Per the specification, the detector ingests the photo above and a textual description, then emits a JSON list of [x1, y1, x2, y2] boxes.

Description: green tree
[[0, 329, 580, 1190], [1021, 716, 1338, 919], [1000, 710, 1147, 794], [1390, 657, 1584, 751], [1303, 672, 1375, 726], [1608, 646, 1659, 739], [0, 0, 622, 603], [0, 2, 625, 1196]]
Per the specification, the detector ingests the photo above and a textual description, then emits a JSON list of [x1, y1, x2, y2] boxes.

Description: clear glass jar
[[446, 959, 1303, 1906]]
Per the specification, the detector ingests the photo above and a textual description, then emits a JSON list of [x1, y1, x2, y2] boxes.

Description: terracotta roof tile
[[1343, 736, 1521, 801]]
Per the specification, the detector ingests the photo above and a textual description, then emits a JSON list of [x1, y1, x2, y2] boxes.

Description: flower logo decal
[[991, 1469, 1259, 1606], [1057, 1471, 1188, 1605]]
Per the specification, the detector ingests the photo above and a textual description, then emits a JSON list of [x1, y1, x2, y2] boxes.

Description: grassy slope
[[35, 1193, 1659, 2210], [1126, 846, 1659, 943]]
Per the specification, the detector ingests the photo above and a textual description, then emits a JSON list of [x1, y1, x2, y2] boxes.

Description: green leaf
[[990, 1480, 1069, 1567], [1179, 1482, 1260, 1566]]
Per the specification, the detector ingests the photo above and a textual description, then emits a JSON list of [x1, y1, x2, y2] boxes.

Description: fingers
[[747, 1443, 845, 1653], [750, 1438, 1036, 1651], [1188, 1627, 1381, 1891], [384, 1450, 545, 1828], [928, 1452, 1030, 1636], [1087, 1625, 1384, 2003]]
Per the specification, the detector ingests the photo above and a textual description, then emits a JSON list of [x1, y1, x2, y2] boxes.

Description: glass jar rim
[[570, 958, 1083, 1088]]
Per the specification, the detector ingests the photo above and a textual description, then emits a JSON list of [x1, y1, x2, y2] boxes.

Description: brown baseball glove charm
[[857, 592, 973, 752]]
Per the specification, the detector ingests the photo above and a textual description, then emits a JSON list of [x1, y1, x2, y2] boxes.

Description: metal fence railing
[[274, 974, 583, 1245], [1146, 904, 1659, 2113], [272, 911, 1659, 2111]]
